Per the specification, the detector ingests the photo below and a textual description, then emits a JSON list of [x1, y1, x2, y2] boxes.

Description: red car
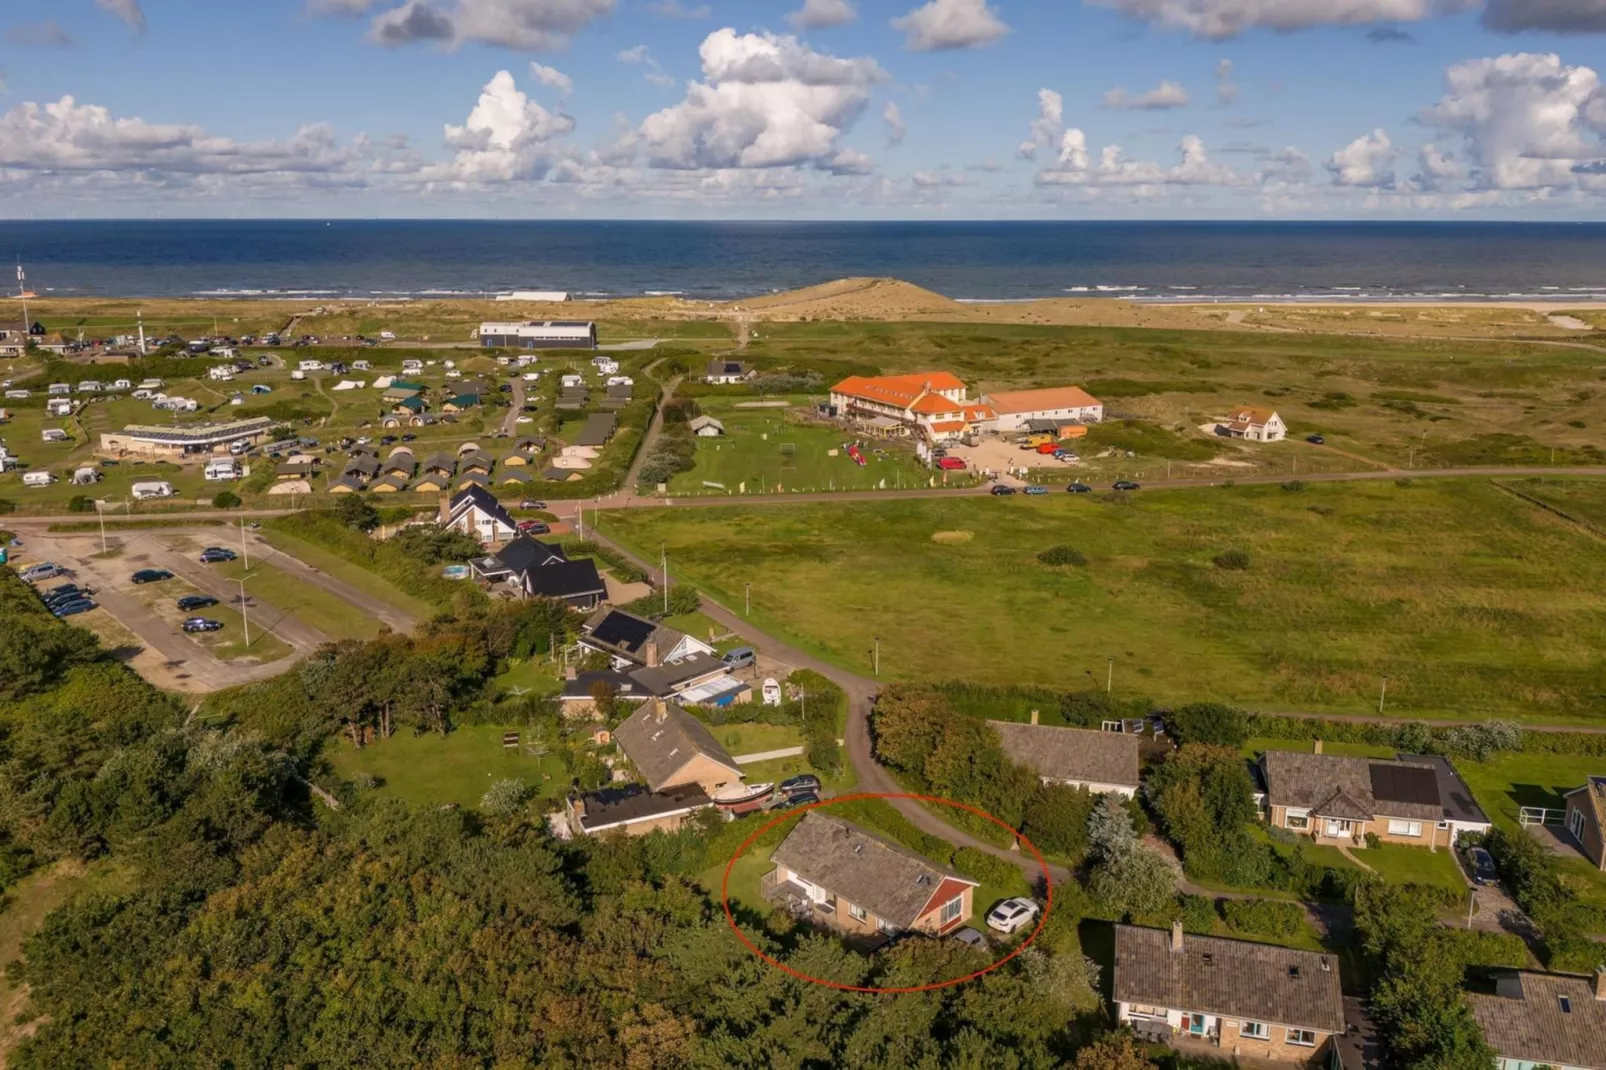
[[937, 456, 967, 470], [517, 519, 550, 535]]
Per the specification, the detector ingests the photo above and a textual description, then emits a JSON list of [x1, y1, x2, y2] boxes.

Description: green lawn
[[1361, 843, 1469, 897], [255, 529, 435, 620], [216, 557, 385, 641], [709, 721, 805, 757], [666, 396, 964, 496], [492, 657, 562, 698], [1242, 737, 1397, 760], [121, 571, 294, 663], [599, 478, 1606, 722], [327, 724, 568, 809], [1457, 751, 1606, 906]]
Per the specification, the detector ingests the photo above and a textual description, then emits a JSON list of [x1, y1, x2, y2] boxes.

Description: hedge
[[1219, 897, 1307, 940]]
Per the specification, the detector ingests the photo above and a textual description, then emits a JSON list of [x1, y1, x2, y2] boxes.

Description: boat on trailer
[[713, 782, 773, 812]]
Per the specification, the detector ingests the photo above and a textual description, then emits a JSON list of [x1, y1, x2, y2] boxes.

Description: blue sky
[[2, 0, 1605, 218]]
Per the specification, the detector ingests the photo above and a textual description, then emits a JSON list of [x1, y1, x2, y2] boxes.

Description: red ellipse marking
[[719, 791, 1053, 994]]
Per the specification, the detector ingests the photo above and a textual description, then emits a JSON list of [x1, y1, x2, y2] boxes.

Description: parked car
[[131, 569, 174, 584], [1112, 480, 1141, 491], [1066, 482, 1092, 493], [401, 433, 417, 442], [1306, 434, 1325, 445], [950, 927, 989, 950], [937, 456, 966, 471], [518, 499, 547, 510], [785, 792, 820, 808], [20, 563, 62, 582], [516, 520, 550, 535], [199, 548, 238, 564], [722, 646, 757, 670], [177, 595, 219, 611], [1023, 485, 1048, 496], [181, 618, 224, 633], [52, 599, 98, 618], [41, 584, 88, 604], [1466, 846, 1500, 886], [778, 775, 821, 797], [985, 898, 1041, 935], [989, 485, 1017, 496]]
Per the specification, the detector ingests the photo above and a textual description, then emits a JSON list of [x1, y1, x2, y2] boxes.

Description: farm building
[[478, 321, 597, 349], [100, 417, 276, 459], [982, 386, 1104, 434]]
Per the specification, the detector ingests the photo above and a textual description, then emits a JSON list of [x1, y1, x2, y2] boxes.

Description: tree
[[1021, 783, 1095, 861], [333, 493, 379, 532], [1089, 844, 1178, 919], [1166, 702, 1250, 747], [1087, 793, 1138, 863], [1074, 1031, 1158, 1070], [590, 680, 619, 721], [1017, 946, 1101, 1012], [212, 490, 242, 509], [480, 778, 531, 815], [1144, 744, 1266, 882], [391, 523, 480, 564]]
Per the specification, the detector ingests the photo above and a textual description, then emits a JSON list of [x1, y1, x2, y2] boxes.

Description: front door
[[1325, 819, 1346, 838], [1188, 1014, 1207, 1036], [1569, 807, 1585, 840]]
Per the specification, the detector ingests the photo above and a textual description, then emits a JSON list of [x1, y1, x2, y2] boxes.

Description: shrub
[[1166, 703, 1250, 747], [1178, 894, 1217, 934], [0, 499, 14, 514], [212, 490, 242, 509], [1280, 480, 1306, 492], [1212, 549, 1251, 570], [1037, 545, 1087, 567], [480, 778, 532, 815], [66, 495, 94, 514], [1442, 721, 1524, 762], [1220, 897, 1306, 940]]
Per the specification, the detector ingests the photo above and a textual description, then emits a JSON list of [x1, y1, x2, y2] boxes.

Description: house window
[[877, 918, 897, 935], [1287, 1029, 1317, 1047], [1387, 820, 1422, 837], [1286, 812, 1309, 830], [848, 903, 867, 922], [939, 896, 964, 925], [1240, 1021, 1269, 1040]]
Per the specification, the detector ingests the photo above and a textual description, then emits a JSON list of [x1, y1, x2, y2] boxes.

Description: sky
[[2, 0, 1606, 219]]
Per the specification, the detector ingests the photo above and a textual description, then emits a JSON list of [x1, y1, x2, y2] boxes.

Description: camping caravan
[[71, 466, 101, 486], [22, 470, 54, 488], [131, 480, 175, 500], [204, 458, 238, 482]]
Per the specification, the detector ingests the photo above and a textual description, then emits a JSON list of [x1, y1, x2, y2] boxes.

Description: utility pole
[[745, 582, 751, 616], [239, 511, 249, 570], [96, 499, 107, 555], [873, 636, 880, 677], [660, 543, 668, 615], [1107, 654, 1115, 695], [1378, 674, 1389, 715], [238, 576, 251, 647]]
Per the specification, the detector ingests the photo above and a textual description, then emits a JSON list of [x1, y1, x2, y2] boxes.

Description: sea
[[3, 219, 1605, 303]]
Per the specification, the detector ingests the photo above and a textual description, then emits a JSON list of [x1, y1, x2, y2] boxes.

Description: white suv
[[985, 898, 1041, 935]]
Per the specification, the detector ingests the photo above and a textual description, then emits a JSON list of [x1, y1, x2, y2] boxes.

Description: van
[[131, 481, 175, 500], [721, 646, 757, 670]]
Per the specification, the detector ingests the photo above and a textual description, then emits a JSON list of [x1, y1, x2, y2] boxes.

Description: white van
[[298, 359, 325, 372], [131, 480, 175, 500], [22, 470, 54, 488]]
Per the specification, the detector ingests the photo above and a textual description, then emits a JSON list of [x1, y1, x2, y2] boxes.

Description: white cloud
[[647, 0, 712, 17], [891, 0, 1009, 51], [0, 95, 363, 179], [1419, 52, 1606, 189], [362, 0, 614, 50], [1216, 58, 1239, 105], [7, 22, 75, 48], [883, 101, 906, 146], [1017, 87, 1063, 159], [787, 0, 858, 29], [529, 62, 573, 95], [1085, 0, 1453, 39], [1325, 128, 1395, 186], [1038, 131, 1242, 185], [96, 0, 147, 32], [1102, 80, 1191, 110], [912, 169, 967, 185], [828, 148, 875, 173], [638, 29, 885, 171], [308, 0, 383, 12], [617, 44, 653, 63], [1412, 143, 1461, 188], [1254, 146, 1311, 183], [1483, 0, 1606, 33], [428, 69, 574, 182]]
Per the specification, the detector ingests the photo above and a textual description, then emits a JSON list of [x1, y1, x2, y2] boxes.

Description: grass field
[[1362, 843, 1469, 897], [214, 557, 385, 641], [253, 528, 436, 619], [666, 396, 960, 495], [599, 478, 1606, 721], [327, 724, 568, 808]]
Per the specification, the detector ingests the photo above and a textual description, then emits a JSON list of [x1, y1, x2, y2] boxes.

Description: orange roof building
[[1220, 406, 1287, 442], [829, 372, 994, 440]]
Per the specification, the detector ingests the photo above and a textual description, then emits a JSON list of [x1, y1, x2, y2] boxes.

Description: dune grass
[[600, 478, 1606, 722]]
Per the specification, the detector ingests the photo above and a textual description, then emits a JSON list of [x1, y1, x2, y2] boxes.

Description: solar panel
[[1369, 764, 1440, 806]]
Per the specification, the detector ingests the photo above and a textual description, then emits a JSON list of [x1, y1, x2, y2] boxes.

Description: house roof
[[628, 652, 730, 696], [1259, 751, 1446, 822], [984, 385, 1103, 414], [574, 413, 617, 447], [614, 701, 743, 793], [1226, 406, 1278, 426], [459, 450, 495, 470], [495, 535, 567, 574], [522, 558, 606, 601], [770, 812, 977, 930], [1114, 925, 1346, 1035], [370, 472, 410, 491], [688, 415, 724, 432], [559, 670, 648, 702], [445, 393, 480, 407], [831, 372, 969, 409], [393, 396, 426, 412], [1397, 754, 1491, 825], [987, 721, 1141, 789], [448, 485, 515, 531], [344, 455, 381, 476], [927, 420, 966, 434], [328, 475, 364, 493], [706, 359, 747, 377], [1566, 776, 1606, 835], [421, 453, 455, 473], [571, 785, 712, 833], [584, 608, 687, 660], [1469, 971, 1606, 1069]]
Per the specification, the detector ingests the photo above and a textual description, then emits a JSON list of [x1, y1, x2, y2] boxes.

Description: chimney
[[1596, 967, 1606, 1001], [1312, 739, 1323, 755], [1171, 919, 1184, 952], [645, 641, 660, 668], [437, 492, 450, 525], [1030, 709, 1040, 726], [653, 698, 667, 724]]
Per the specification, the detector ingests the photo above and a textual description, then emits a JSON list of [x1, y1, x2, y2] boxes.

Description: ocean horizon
[[3, 219, 1605, 303]]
